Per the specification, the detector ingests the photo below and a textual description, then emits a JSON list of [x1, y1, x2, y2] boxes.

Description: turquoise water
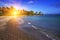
[[25, 15, 60, 36]]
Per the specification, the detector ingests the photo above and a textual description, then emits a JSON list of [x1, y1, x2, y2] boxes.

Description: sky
[[0, 0, 60, 14]]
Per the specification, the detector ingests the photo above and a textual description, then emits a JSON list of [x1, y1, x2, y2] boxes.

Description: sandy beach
[[0, 16, 59, 40]]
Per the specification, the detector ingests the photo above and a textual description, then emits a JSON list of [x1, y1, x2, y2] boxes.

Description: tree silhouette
[[0, 6, 43, 16]]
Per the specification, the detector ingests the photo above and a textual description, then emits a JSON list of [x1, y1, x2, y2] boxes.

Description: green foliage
[[0, 6, 43, 16]]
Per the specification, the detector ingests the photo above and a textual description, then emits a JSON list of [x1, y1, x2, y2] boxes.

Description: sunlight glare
[[13, 11, 17, 16]]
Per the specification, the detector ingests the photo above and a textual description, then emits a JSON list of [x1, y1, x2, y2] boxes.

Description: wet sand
[[0, 19, 38, 40], [0, 16, 58, 40]]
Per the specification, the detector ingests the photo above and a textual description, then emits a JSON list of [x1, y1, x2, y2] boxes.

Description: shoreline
[[0, 16, 60, 40]]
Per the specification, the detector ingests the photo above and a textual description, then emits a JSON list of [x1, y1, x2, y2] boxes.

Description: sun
[[13, 11, 17, 16], [13, 10, 19, 16]]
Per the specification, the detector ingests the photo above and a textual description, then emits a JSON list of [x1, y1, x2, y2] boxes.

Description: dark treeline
[[0, 6, 43, 16]]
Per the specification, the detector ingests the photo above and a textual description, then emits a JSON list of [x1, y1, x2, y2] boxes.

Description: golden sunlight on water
[[9, 16, 25, 25], [0, 16, 25, 29]]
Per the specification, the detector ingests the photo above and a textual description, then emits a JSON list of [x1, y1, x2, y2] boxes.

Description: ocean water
[[24, 15, 60, 37]]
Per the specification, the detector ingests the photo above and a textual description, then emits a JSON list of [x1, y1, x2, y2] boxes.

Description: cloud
[[28, 1, 34, 4]]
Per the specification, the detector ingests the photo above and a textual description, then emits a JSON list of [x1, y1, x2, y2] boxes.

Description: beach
[[0, 16, 60, 40]]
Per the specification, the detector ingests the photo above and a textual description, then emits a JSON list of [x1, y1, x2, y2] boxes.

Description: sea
[[0, 14, 60, 39], [24, 14, 60, 38]]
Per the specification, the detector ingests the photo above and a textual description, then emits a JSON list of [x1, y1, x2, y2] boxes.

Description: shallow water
[[24, 15, 60, 36], [0, 16, 60, 40]]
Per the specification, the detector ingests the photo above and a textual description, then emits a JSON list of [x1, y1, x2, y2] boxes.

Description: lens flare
[[13, 11, 18, 16]]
